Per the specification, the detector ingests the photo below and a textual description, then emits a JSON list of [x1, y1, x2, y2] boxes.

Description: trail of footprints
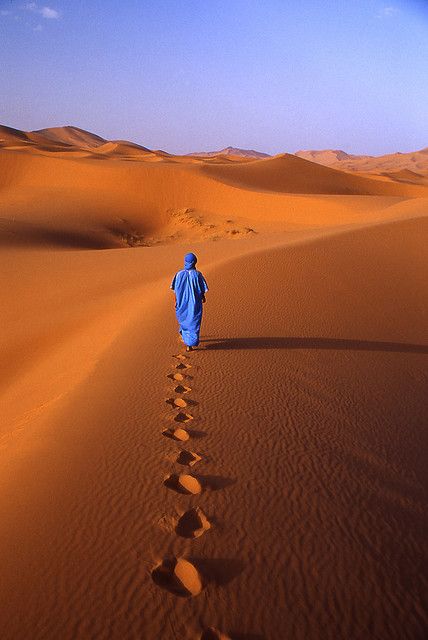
[[152, 351, 231, 640]]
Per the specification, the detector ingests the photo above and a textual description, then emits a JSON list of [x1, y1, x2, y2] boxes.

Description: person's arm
[[199, 272, 208, 302]]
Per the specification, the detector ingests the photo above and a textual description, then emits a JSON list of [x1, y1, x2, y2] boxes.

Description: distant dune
[[200, 152, 427, 196], [295, 149, 359, 165], [33, 126, 107, 148], [1, 124, 427, 251], [187, 146, 270, 159], [296, 146, 428, 175], [2, 124, 426, 175]]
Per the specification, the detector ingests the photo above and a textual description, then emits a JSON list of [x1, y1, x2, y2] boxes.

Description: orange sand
[[296, 147, 428, 186], [0, 126, 427, 639]]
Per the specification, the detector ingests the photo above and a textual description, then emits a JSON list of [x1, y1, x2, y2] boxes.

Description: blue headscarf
[[184, 252, 197, 270]]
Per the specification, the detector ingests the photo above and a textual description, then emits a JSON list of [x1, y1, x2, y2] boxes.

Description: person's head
[[184, 252, 197, 270]]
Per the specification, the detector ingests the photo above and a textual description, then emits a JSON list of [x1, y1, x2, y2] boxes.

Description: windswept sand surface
[[0, 133, 427, 639]]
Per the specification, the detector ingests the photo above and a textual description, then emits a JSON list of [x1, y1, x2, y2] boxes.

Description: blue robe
[[171, 254, 208, 347]]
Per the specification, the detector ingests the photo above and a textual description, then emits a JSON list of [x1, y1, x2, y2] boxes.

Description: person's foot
[[186, 346, 193, 352]]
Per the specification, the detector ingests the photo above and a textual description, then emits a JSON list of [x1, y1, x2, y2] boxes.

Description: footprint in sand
[[164, 473, 202, 494], [174, 384, 191, 394], [173, 354, 189, 361], [162, 427, 190, 442], [200, 629, 231, 640], [168, 372, 186, 382], [176, 507, 211, 539], [152, 557, 202, 597], [176, 362, 191, 370], [166, 397, 188, 408], [174, 411, 193, 423], [176, 450, 201, 467]]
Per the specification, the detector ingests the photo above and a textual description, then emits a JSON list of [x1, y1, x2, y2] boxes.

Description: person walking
[[171, 252, 208, 351]]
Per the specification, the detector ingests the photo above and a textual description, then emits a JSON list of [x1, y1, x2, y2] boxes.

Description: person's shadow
[[201, 337, 428, 354]]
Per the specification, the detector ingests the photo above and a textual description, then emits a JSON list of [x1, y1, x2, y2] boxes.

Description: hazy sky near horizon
[[0, 0, 427, 155]]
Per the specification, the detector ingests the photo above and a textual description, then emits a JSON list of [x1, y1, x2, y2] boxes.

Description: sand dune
[[0, 124, 37, 146], [32, 125, 107, 148], [188, 146, 270, 159], [1, 217, 426, 639], [1, 136, 427, 250], [296, 146, 428, 175], [200, 152, 427, 196], [0, 123, 427, 638], [3, 123, 426, 179], [0, 124, 105, 150], [95, 140, 152, 156], [295, 148, 357, 165]]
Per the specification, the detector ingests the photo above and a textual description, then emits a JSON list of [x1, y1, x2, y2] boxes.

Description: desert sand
[[0, 125, 427, 639], [295, 147, 428, 181]]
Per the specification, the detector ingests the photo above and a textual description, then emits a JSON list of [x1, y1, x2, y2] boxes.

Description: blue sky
[[0, 0, 427, 154]]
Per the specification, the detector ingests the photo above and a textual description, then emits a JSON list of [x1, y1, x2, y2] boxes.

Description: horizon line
[[0, 121, 426, 159]]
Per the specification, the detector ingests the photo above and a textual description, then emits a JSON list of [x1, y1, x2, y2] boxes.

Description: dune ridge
[[3, 124, 426, 176], [1, 123, 426, 252], [1, 137, 427, 250], [32, 125, 108, 148], [296, 146, 428, 175], [187, 146, 270, 159]]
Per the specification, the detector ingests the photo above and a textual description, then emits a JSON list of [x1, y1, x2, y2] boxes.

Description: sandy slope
[[0, 215, 427, 639], [33, 126, 107, 148], [296, 147, 428, 176], [3, 124, 426, 176], [187, 146, 270, 159], [200, 153, 427, 196], [1, 146, 427, 251], [0, 128, 427, 638], [1, 124, 427, 254]]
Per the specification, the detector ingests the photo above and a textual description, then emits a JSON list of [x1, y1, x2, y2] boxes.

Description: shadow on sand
[[201, 337, 428, 355]]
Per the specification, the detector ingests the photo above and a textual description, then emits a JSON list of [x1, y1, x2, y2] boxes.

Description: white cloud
[[377, 6, 399, 18], [41, 6, 59, 19], [23, 3, 60, 19]]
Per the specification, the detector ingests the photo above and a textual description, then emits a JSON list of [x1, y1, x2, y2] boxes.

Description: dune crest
[[296, 145, 428, 175]]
